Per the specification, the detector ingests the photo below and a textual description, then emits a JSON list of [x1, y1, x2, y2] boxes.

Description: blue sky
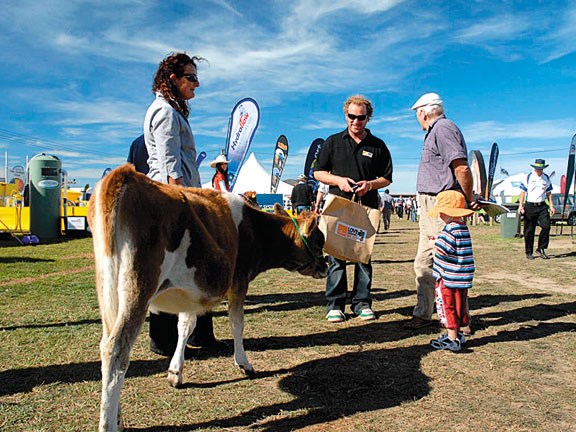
[[1, 0, 575, 193]]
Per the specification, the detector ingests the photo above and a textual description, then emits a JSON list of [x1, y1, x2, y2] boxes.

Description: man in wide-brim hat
[[518, 159, 555, 260]]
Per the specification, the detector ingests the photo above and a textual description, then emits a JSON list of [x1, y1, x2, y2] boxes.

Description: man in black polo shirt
[[314, 94, 393, 323]]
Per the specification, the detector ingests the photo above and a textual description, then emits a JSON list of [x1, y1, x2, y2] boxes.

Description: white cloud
[[540, 6, 576, 63], [48, 99, 143, 126], [291, 0, 405, 25], [456, 15, 531, 42], [463, 119, 575, 143], [209, 0, 243, 17]]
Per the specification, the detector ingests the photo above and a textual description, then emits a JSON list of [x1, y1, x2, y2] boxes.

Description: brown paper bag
[[319, 194, 380, 264]]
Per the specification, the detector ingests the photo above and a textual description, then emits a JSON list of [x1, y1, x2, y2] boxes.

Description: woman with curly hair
[[144, 52, 221, 356], [144, 52, 203, 186]]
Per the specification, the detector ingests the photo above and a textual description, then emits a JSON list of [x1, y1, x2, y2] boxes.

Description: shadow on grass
[[2, 299, 574, 430], [469, 293, 551, 309], [129, 318, 576, 432], [238, 289, 414, 317], [371, 258, 414, 264], [130, 345, 432, 432], [0, 318, 100, 331], [551, 251, 576, 258], [474, 300, 576, 326], [0, 257, 55, 263]]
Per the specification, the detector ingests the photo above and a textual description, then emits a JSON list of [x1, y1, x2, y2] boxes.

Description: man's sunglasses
[[182, 73, 198, 83], [347, 113, 367, 121]]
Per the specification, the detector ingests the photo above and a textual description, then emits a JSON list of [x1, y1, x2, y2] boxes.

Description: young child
[[427, 190, 475, 352]]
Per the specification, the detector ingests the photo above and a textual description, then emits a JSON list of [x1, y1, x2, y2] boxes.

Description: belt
[[526, 201, 547, 206], [418, 192, 437, 196]]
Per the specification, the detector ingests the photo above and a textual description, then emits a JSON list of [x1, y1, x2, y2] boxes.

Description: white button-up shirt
[[520, 170, 552, 203]]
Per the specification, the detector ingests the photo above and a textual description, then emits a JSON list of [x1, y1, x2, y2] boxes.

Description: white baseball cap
[[411, 93, 443, 110]]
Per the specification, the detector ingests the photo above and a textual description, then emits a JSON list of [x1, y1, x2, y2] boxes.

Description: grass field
[[1, 219, 575, 431]]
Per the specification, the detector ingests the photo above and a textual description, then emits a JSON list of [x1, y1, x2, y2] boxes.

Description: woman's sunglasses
[[182, 73, 198, 83]]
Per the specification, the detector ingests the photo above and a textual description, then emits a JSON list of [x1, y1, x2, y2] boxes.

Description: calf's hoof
[[167, 370, 182, 387]]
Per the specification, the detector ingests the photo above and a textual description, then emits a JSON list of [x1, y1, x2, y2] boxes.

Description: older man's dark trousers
[[523, 202, 551, 255]]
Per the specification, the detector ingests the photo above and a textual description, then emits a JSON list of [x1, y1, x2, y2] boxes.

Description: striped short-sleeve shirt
[[433, 221, 475, 289]]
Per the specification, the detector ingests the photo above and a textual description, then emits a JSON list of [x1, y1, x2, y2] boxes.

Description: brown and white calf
[[88, 164, 327, 432]]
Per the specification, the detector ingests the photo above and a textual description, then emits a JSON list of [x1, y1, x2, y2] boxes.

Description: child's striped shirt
[[433, 221, 475, 289]]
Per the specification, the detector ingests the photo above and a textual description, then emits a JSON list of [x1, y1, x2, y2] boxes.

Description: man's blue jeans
[[325, 256, 372, 314]]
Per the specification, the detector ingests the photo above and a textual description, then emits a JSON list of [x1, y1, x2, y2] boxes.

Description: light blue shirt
[[144, 93, 201, 187]]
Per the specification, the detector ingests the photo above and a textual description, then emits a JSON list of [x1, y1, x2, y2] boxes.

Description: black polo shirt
[[314, 128, 393, 209]]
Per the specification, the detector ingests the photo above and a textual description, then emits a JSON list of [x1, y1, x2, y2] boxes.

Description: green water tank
[[29, 153, 62, 239]]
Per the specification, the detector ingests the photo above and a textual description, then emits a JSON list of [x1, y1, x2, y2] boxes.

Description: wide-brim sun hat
[[530, 159, 549, 169], [427, 190, 474, 218], [411, 92, 443, 110], [210, 154, 231, 168]]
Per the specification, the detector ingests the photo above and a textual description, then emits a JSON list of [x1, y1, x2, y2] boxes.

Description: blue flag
[[196, 151, 207, 168]]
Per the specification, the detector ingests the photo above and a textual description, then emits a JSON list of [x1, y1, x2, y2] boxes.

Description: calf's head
[[275, 205, 328, 279]]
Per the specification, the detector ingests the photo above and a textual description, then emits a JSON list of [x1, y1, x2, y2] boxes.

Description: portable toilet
[[29, 153, 62, 239]]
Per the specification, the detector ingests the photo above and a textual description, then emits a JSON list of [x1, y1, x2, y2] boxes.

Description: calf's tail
[[88, 164, 138, 335]]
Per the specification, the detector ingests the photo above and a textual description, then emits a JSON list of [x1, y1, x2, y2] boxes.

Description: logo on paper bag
[[335, 221, 367, 243]]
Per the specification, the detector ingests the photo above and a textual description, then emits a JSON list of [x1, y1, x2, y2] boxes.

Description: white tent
[[202, 152, 294, 194], [492, 173, 560, 203]]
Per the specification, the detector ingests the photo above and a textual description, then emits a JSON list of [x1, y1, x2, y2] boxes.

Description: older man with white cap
[[403, 92, 479, 330]]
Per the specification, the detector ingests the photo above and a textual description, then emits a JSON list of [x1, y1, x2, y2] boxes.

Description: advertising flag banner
[[562, 134, 576, 218], [270, 135, 288, 193], [486, 142, 499, 199], [225, 98, 260, 191], [196, 151, 207, 168], [304, 138, 325, 192], [468, 150, 487, 199]]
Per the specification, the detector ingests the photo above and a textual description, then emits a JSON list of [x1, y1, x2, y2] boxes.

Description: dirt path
[[476, 269, 576, 295]]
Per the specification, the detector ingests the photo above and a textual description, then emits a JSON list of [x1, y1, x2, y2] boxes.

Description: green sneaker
[[326, 310, 346, 323], [358, 308, 375, 321]]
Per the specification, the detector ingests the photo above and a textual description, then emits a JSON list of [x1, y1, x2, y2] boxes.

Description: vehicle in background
[[550, 193, 576, 225]]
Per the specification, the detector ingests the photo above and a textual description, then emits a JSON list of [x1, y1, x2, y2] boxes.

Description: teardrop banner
[[225, 98, 260, 192], [270, 135, 288, 193], [468, 150, 487, 199], [304, 138, 325, 193], [486, 142, 499, 199], [561, 133, 575, 221], [196, 151, 207, 168]]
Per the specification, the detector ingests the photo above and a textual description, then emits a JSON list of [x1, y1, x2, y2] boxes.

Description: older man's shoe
[[526, 253, 535, 260], [537, 249, 550, 259], [403, 316, 433, 329]]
